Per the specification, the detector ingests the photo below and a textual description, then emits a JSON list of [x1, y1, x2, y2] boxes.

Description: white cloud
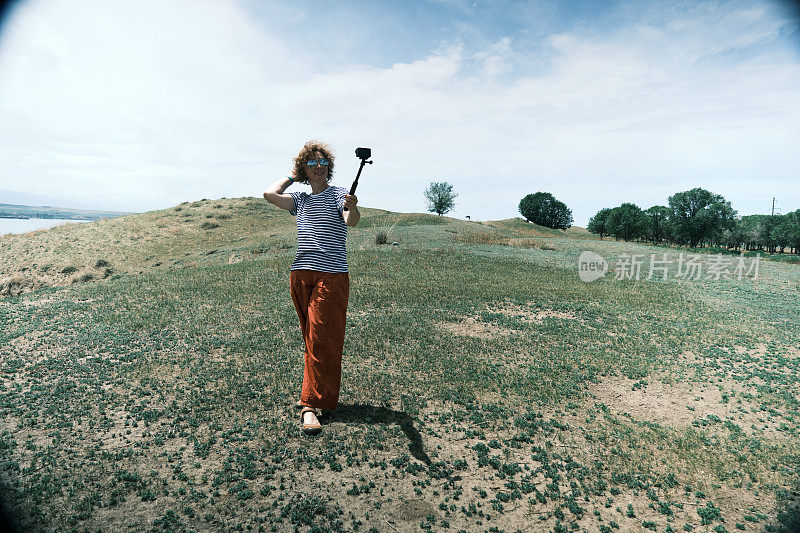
[[474, 36, 513, 77], [0, 0, 797, 226]]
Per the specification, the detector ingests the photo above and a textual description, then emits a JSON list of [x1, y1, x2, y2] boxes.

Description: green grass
[[0, 196, 798, 532]]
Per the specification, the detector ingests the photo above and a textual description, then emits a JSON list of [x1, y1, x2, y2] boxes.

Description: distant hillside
[[0, 189, 103, 210], [0, 203, 131, 221]]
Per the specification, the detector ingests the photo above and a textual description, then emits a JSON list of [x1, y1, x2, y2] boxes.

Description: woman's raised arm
[[263, 177, 296, 212]]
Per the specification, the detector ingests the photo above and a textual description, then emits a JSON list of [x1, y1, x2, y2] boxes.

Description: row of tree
[[427, 185, 577, 231], [425, 183, 798, 255], [587, 187, 800, 254]]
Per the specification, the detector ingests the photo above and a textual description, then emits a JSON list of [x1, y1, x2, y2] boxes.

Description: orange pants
[[290, 269, 349, 410]]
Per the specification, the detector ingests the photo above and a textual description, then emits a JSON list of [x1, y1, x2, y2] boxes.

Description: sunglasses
[[306, 159, 330, 168]]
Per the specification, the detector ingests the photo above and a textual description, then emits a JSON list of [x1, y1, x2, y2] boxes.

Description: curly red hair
[[291, 141, 335, 185]]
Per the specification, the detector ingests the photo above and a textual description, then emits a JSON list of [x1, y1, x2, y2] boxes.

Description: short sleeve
[[336, 187, 347, 216], [289, 191, 304, 216]]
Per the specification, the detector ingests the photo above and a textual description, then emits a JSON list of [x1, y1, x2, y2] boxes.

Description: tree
[[739, 215, 762, 251], [770, 212, 800, 254], [788, 210, 800, 254], [424, 181, 457, 216], [643, 206, 671, 244], [771, 215, 792, 253], [758, 215, 781, 253], [723, 221, 747, 251], [587, 208, 612, 240], [518, 192, 573, 230], [707, 199, 738, 247], [606, 203, 645, 242], [668, 188, 736, 247]]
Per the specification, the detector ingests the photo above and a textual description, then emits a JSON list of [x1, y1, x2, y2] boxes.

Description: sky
[[0, 0, 798, 226]]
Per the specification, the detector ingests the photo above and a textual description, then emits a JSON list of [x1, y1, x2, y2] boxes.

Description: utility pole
[[772, 197, 775, 216]]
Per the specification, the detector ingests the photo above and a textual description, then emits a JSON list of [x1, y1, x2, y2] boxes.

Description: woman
[[263, 141, 360, 435]]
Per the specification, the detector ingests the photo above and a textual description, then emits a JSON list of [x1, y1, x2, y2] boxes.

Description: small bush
[[152, 509, 184, 531], [0, 275, 34, 296], [375, 230, 388, 245], [698, 501, 723, 525], [281, 493, 339, 527], [61, 266, 78, 274], [95, 259, 110, 268], [200, 222, 220, 230]]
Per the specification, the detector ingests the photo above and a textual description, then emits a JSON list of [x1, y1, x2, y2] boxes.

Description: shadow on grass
[[776, 483, 800, 533], [322, 403, 431, 465], [0, 495, 20, 533]]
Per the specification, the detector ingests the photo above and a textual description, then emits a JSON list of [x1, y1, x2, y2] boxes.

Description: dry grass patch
[[486, 301, 579, 322], [450, 230, 560, 250], [435, 316, 515, 339], [0, 274, 39, 297], [436, 301, 581, 339]]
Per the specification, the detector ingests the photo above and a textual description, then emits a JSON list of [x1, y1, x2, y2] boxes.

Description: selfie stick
[[344, 147, 372, 211]]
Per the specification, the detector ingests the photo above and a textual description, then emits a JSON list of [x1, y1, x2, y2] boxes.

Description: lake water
[[0, 218, 90, 236]]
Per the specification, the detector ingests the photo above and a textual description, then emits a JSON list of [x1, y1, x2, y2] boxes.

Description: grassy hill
[[0, 200, 587, 297], [0, 197, 798, 532], [482, 217, 594, 238]]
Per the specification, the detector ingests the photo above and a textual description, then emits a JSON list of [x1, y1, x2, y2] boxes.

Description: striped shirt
[[289, 185, 349, 273]]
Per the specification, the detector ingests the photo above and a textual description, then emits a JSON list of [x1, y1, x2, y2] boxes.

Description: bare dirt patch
[[589, 364, 793, 439], [486, 301, 579, 322], [394, 499, 439, 522], [436, 302, 581, 339], [435, 317, 513, 339]]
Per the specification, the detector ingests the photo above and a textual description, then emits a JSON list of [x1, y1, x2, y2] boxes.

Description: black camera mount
[[344, 147, 372, 212]]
